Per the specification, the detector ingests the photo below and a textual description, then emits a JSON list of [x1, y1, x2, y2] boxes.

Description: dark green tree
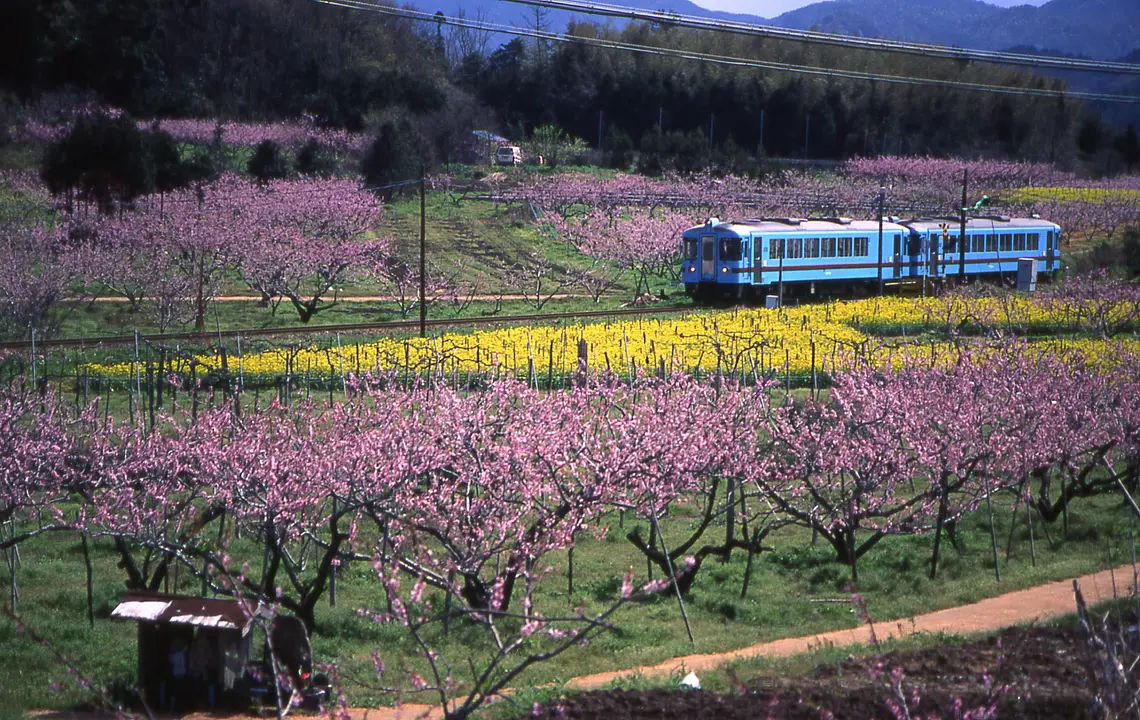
[[360, 120, 424, 197], [41, 113, 155, 215], [248, 139, 290, 182], [1115, 124, 1140, 170], [1123, 226, 1140, 280], [295, 138, 338, 177]]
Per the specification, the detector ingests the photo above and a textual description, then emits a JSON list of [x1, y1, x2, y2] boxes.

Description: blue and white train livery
[[680, 215, 1061, 298]]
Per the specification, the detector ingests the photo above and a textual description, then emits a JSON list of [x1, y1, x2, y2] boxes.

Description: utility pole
[[419, 167, 427, 338], [759, 109, 765, 154], [877, 187, 886, 297], [959, 168, 968, 284], [778, 241, 784, 304]]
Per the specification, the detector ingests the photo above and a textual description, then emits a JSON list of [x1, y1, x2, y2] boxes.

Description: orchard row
[[2, 341, 1138, 715]]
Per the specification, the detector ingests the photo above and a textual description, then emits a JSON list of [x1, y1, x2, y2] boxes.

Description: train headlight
[[721, 267, 728, 273], [688, 266, 695, 273]]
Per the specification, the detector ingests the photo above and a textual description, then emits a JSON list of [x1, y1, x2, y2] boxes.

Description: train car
[[681, 217, 913, 299], [898, 216, 1061, 283], [680, 215, 1061, 299]]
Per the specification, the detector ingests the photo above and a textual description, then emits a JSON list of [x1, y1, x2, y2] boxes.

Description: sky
[[691, 0, 1049, 18]]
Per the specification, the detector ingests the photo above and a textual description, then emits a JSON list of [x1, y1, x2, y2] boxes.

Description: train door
[[928, 233, 944, 278], [893, 234, 902, 279], [1046, 230, 1056, 273], [700, 234, 716, 281], [906, 231, 923, 277]]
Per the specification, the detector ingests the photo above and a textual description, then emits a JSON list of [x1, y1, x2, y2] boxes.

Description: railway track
[[0, 304, 693, 351]]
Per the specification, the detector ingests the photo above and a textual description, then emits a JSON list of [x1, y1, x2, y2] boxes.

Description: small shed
[[111, 591, 266, 711]]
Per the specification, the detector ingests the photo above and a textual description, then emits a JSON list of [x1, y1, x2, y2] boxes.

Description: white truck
[[495, 145, 522, 166]]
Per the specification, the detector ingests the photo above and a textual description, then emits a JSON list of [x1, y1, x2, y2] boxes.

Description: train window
[[908, 235, 922, 256], [787, 238, 803, 259], [804, 238, 820, 258], [893, 235, 901, 258], [1027, 234, 1039, 251], [719, 237, 742, 261], [985, 234, 998, 252], [684, 238, 698, 260], [971, 234, 985, 253], [838, 237, 853, 257], [822, 237, 837, 257], [1000, 234, 1013, 252], [770, 238, 784, 260], [944, 235, 958, 253], [1012, 233, 1025, 251], [854, 237, 868, 256]]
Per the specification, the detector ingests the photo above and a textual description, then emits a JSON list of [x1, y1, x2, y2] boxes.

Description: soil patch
[[524, 625, 1095, 719]]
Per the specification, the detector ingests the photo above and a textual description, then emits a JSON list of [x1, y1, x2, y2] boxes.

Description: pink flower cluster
[[141, 115, 371, 152]]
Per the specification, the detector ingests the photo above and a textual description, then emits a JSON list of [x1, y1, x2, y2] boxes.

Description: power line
[[314, 0, 1140, 104], [503, 0, 1140, 77]]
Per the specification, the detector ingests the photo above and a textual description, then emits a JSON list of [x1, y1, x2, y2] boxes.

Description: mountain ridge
[[414, 0, 1139, 61]]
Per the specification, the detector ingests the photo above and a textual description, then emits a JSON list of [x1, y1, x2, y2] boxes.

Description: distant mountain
[[415, 0, 1138, 62], [412, 0, 753, 37], [768, 0, 1140, 60]]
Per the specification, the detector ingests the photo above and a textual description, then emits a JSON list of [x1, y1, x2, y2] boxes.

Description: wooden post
[[959, 168, 968, 284], [419, 167, 427, 339], [652, 515, 695, 645], [576, 339, 589, 387]]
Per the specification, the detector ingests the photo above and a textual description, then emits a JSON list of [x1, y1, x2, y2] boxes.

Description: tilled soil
[[524, 626, 1097, 719]]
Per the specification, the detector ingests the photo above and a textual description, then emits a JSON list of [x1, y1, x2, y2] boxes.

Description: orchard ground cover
[[1, 423, 1136, 718], [4, 338, 1140, 718], [4, 137, 1140, 718]]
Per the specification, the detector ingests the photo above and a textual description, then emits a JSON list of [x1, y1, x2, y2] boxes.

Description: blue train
[[680, 215, 1062, 299]]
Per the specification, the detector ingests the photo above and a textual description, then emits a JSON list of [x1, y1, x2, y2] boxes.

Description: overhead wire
[[314, 0, 1140, 104], [502, 0, 1140, 77]]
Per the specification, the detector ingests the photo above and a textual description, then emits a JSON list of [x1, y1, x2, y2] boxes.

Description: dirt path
[[34, 565, 1136, 720]]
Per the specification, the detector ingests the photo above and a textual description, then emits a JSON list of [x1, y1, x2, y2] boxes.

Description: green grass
[[1, 488, 1134, 717]]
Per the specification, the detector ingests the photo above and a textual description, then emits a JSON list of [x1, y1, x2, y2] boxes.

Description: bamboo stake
[[652, 514, 694, 645]]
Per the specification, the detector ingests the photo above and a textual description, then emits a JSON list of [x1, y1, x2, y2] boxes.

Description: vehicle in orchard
[[495, 145, 523, 166], [680, 215, 1062, 299]]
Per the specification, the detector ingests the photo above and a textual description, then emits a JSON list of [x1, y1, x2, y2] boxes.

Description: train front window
[[719, 237, 742, 261], [683, 238, 698, 260]]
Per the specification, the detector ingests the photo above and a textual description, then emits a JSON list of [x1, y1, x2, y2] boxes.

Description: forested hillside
[[1, 0, 1136, 170]]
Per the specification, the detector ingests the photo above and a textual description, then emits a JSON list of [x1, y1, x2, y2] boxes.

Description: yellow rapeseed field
[[88, 296, 1140, 382], [1010, 186, 1140, 205]]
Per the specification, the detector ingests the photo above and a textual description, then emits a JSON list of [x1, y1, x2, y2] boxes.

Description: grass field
[[1, 487, 1134, 716]]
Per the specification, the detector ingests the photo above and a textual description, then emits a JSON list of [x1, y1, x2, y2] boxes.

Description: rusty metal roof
[[111, 592, 266, 632]]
